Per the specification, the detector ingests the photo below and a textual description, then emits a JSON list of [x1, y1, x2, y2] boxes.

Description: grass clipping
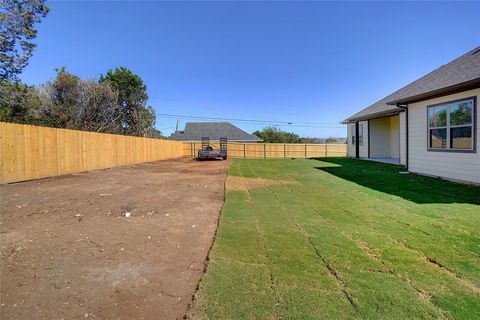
[[226, 175, 295, 192]]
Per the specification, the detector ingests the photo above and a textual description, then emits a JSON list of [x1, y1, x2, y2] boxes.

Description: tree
[[0, 0, 49, 81], [39, 68, 121, 133], [253, 126, 303, 143], [325, 138, 338, 144], [0, 79, 42, 123], [99, 67, 155, 136]]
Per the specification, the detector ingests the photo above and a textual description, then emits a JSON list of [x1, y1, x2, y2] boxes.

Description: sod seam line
[[277, 180, 456, 317], [261, 182, 358, 310], [240, 161, 284, 320], [185, 160, 230, 320], [286, 174, 480, 293]]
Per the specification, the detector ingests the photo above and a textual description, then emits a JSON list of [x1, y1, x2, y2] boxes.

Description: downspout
[[396, 103, 409, 170], [355, 121, 360, 158]]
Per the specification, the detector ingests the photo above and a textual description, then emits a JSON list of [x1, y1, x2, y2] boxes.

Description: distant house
[[342, 46, 480, 184], [169, 122, 262, 143]]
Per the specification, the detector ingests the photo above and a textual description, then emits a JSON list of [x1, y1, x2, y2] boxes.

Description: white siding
[[390, 116, 400, 159], [408, 88, 480, 184], [360, 121, 369, 158], [370, 117, 392, 157], [347, 124, 355, 157], [399, 111, 407, 165], [347, 121, 368, 158]]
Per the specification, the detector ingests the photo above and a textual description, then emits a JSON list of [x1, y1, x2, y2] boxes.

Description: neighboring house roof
[[342, 46, 480, 123], [168, 122, 262, 142]]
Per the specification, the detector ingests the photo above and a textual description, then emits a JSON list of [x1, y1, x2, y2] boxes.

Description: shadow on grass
[[312, 158, 480, 205]]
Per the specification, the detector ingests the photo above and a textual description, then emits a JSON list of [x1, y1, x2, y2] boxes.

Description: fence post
[[284, 144, 286, 158], [304, 144, 307, 158], [264, 143, 266, 159], [325, 144, 328, 157], [243, 144, 246, 158]]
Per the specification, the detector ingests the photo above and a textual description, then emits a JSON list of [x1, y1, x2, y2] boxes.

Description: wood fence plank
[[0, 122, 185, 184]]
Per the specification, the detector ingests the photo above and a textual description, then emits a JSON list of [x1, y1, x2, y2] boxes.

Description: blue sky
[[21, 1, 480, 137]]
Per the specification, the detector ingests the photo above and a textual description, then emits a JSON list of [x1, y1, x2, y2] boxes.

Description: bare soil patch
[[0, 158, 230, 320]]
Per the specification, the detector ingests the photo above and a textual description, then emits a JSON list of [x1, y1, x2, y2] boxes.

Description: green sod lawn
[[190, 158, 480, 320]]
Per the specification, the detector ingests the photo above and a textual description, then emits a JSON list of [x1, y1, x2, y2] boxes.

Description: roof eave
[[341, 107, 404, 124], [386, 78, 480, 105]]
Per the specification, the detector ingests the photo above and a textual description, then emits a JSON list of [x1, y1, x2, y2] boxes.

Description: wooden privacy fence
[[0, 122, 184, 184], [184, 141, 347, 159]]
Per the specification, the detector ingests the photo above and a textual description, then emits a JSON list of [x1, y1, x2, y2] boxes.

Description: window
[[351, 124, 364, 146], [427, 98, 475, 151]]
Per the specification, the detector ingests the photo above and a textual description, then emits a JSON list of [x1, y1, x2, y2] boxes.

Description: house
[[342, 46, 480, 184], [169, 122, 262, 143]]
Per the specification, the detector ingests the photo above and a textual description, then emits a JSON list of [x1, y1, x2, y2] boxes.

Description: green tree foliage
[[450, 103, 472, 126], [2, 67, 163, 138], [99, 67, 160, 137], [253, 126, 306, 143], [0, 79, 42, 123], [0, 0, 49, 81]]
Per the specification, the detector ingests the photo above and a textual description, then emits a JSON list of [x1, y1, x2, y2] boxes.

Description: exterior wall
[[347, 121, 368, 158], [390, 116, 400, 159], [408, 88, 480, 184], [399, 111, 407, 165], [370, 117, 393, 157], [369, 115, 401, 159], [347, 124, 355, 157], [360, 121, 369, 158]]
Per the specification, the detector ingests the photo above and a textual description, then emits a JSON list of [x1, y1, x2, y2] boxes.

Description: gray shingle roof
[[341, 95, 403, 123], [168, 122, 262, 142], [386, 46, 480, 104], [342, 46, 480, 123]]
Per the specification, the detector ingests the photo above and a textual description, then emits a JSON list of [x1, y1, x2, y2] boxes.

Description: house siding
[[347, 124, 354, 157], [347, 121, 368, 158], [408, 88, 480, 184], [370, 117, 392, 157], [389, 116, 400, 159]]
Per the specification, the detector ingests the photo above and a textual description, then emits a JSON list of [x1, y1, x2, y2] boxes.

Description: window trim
[[426, 96, 477, 153]]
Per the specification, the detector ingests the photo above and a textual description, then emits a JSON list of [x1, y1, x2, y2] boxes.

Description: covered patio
[[368, 114, 401, 164]]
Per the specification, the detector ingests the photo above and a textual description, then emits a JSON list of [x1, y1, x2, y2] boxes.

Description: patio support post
[[397, 104, 409, 170], [355, 121, 360, 158], [367, 120, 370, 158]]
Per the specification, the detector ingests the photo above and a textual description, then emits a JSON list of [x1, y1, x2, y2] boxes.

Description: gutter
[[341, 107, 404, 124], [396, 103, 409, 171]]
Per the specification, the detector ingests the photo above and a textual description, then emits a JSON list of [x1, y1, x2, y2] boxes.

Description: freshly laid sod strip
[[190, 158, 480, 319]]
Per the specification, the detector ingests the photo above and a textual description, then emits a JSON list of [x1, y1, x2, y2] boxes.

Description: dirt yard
[[0, 158, 229, 320]]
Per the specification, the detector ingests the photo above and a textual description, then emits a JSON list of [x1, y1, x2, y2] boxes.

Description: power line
[[155, 113, 344, 128]]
